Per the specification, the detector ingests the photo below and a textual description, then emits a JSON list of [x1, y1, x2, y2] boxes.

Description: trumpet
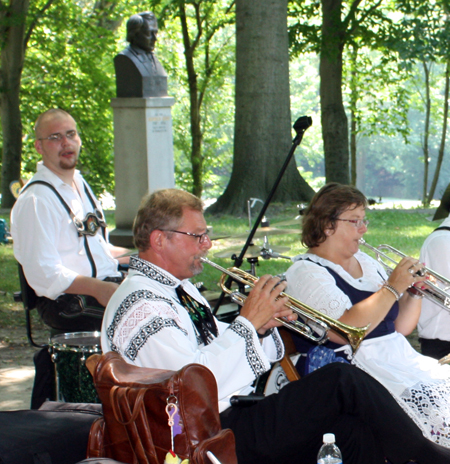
[[359, 239, 450, 311], [200, 257, 369, 353]]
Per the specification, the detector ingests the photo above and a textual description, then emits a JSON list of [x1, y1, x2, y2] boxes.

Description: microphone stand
[[213, 116, 312, 315]]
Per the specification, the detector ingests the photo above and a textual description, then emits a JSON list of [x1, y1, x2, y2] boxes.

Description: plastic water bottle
[[317, 433, 343, 464]]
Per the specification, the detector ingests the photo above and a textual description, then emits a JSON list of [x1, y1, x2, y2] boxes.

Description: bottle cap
[[323, 433, 335, 444]]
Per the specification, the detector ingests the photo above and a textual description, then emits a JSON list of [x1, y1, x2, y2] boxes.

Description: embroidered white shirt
[[101, 256, 284, 412]]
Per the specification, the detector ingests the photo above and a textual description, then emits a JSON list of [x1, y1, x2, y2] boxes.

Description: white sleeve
[[103, 294, 284, 402], [11, 193, 79, 298], [285, 259, 352, 320]]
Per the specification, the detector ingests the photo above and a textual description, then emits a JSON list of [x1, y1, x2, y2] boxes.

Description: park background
[[1, 0, 450, 210], [1, 0, 450, 408]]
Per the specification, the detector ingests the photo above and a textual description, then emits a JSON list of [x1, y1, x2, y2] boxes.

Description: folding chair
[[13, 263, 45, 348], [279, 327, 301, 381]]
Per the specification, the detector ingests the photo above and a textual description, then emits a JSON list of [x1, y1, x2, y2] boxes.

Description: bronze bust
[[114, 12, 168, 98]]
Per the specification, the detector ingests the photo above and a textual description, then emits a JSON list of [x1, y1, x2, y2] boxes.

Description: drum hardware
[[214, 244, 291, 260], [247, 198, 264, 231], [260, 248, 292, 260], [49, 331, 102, 403], [201, 257, 369, 353], [359, 239, 450, 311]]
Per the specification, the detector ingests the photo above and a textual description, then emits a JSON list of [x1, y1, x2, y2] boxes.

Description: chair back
[[18, 264, 38, 310], [15, 263, 43, 347]]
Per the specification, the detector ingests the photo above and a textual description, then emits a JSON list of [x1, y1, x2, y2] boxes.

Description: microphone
[[293, 116, 312, 133]]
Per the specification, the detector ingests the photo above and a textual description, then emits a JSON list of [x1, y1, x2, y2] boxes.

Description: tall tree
[[394, 0, 450, 205], [0, 0, 127, 206], [0, 0, 55, 208], [209, 0, 314, 215], [153, 0, 236, 198]]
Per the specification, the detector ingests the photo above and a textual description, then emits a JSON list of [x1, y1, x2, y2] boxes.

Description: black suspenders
[[21, 180, 106, 278], [433, 226, 450, 233]]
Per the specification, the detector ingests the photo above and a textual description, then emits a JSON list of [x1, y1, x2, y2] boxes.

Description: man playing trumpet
[[101, 188, 450, 464]]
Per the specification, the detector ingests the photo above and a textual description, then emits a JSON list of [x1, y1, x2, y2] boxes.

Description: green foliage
[[18, 1, 125, 195], [146, 0, 236, 198]]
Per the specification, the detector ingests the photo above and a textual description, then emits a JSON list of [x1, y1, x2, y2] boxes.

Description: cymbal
[[272, 217, 302, 227], [214, 244, 291, 259], [231, 227, 299, 239]]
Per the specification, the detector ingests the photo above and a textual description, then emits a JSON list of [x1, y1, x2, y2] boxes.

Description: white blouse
[[285, 250, 388, 320]]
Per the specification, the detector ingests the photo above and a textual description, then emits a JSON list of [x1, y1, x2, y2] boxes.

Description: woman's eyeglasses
[[336, 218, 369, 228]]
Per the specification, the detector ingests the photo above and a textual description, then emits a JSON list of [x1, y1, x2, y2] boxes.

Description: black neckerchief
[[175, 285, 218, 345]]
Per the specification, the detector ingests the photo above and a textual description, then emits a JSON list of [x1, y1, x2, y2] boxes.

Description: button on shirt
[[11, 162, 121, 299]]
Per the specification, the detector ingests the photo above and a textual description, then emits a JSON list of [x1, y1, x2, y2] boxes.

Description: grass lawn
[[0, 203, 438, 341]]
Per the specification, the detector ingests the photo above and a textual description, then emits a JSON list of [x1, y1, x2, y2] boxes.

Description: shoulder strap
[[21, 180, 72, 216], [433, 226, 450, 233], [20, 180, 97, 277]]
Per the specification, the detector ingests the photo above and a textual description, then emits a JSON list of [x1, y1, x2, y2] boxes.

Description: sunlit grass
[[0, 205, 439, 324]]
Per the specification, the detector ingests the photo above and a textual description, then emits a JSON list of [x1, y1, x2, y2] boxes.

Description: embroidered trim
[[272, 330, 284, 359], [351, 356, 450, 447], [229, 320, 266, 377], [130, 255, 177, 286], [106, 289, 177, 346], [123, 316, 187, 361]]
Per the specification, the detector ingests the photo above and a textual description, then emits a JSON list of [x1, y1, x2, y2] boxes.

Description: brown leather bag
[[87, 351, 237, 464]]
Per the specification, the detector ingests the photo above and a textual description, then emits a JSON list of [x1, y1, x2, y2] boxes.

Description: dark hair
[[126, 12, 156, 43], [301, 183, 367, 248], [133, 188, 203, 251]]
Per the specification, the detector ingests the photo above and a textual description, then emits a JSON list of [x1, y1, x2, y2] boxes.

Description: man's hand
[[239, 275, 296, 334]]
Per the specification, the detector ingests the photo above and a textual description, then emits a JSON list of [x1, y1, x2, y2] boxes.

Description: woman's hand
[[387, 257, 427, 295]]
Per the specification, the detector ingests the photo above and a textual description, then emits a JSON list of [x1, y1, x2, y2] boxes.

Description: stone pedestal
[[110, 97, 175, 247]]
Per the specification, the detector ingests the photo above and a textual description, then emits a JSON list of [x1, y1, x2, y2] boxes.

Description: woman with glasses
[[285, 182, 450, 448]]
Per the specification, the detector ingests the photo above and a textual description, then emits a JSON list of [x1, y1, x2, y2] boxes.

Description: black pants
[[220, 363, 450, 464], [419, 337, 450, 360], [36, 276, 124, 332]]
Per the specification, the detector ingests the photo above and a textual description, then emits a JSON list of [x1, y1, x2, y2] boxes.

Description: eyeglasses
[[161, 229, 210, 244], [336, 218, 370, 228], [38, 130, 78, 142]]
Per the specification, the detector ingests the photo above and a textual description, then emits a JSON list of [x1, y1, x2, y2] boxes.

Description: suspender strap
[[433, 226, 450, 233], [20, 180, 99, 278]]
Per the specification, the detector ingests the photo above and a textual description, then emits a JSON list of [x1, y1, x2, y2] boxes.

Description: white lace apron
[[348, 332, 450, 447]]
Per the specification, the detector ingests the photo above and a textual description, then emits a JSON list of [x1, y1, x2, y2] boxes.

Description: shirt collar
[[36, 161, 81, 189], [129, 255, 179, 287]]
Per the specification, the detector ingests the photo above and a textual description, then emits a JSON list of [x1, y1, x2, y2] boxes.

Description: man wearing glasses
[[11, 108, 128, 333], [101, 188, 450, 464]]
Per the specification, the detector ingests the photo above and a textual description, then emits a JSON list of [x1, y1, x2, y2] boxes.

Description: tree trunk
[[0, 0, 30, 208], [320, 0, 349, 185], [427, 58, 449, 204], [422, 60, 431, 206], [349, 44, 358, 187], [178, 2, 203, 199], [209, 0, 314, 215]]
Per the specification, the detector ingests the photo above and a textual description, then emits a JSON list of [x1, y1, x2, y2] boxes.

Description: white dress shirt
[[418, 216, 450, 341], [11, 162, 120, 299]]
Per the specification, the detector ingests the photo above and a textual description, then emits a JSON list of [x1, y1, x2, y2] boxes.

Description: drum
[[49, 331, 101, 403], [254, 353, 301, 396]]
